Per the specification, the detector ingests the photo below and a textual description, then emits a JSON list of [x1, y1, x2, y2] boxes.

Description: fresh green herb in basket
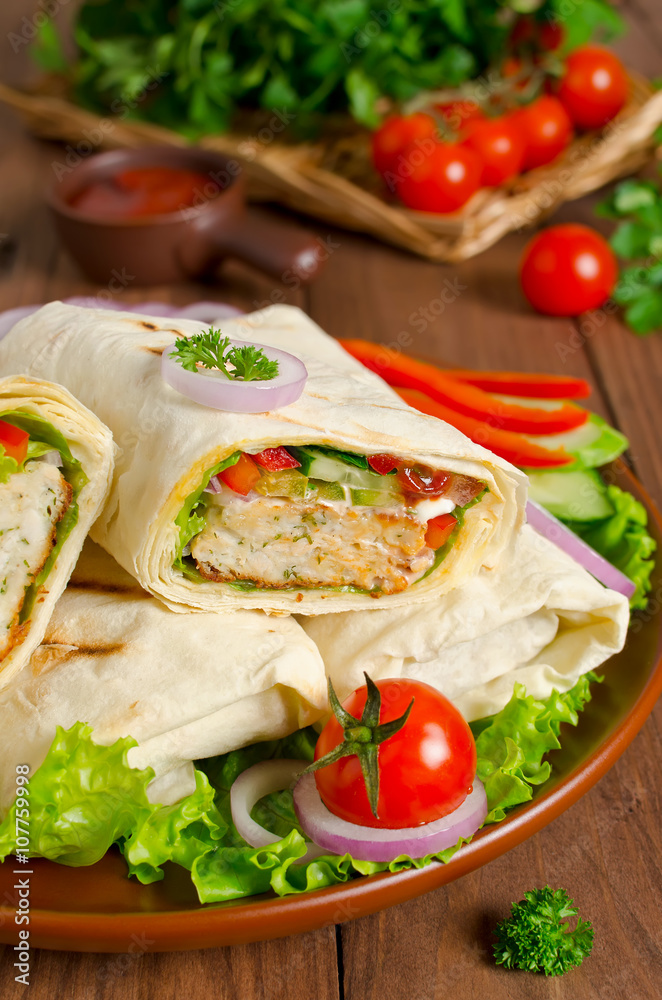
[[32, 0, 623, 136]]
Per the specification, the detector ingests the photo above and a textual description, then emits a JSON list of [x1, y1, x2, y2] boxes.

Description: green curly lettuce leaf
[[470, 673, 598, 823], [0, 723, 154, 866]]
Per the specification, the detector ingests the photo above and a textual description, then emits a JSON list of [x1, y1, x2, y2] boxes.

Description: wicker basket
[[2, 73, 662, 262]]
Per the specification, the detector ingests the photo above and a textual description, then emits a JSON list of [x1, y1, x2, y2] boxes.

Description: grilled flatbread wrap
[[0, 302, 526, 614], [0, 376, 114, 690], [302, 524, 629, 721], [0, 542, 328, 813]]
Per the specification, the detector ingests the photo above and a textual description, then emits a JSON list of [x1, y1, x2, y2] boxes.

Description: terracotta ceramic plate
[[0, 462, 660, 953]]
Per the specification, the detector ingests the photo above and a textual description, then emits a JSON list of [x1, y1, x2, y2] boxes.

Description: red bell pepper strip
[[396, 387, 573, 469], [253, 447, 301, 471], [219, 452, 261, 495], [425, 513, 458, 549], [443, 369, 591, 400], [0, 419, 29, 465], [340, 340, 588, 434]]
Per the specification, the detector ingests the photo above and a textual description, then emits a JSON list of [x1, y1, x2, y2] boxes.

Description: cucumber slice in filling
[[289, 447, 398, 492]]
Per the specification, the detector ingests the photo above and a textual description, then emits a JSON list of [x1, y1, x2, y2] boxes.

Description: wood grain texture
[[0, 1, 661, 998], [0, 929, 340, 1000]]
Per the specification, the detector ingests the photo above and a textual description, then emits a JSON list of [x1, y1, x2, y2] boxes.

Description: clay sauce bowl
[[48, 146, 326, 286]]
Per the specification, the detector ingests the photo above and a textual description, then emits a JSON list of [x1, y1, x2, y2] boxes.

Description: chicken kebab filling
[[180, 446, 486, 595], [0, 413, 85, 662]]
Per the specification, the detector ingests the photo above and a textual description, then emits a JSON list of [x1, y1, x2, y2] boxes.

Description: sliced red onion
[[293, 773, 487, 863], [203, 475, 222, 494], [526, 500, 636, 599], [230, 759, 328, 862], [161, 341, 307, 413], [39, 449, 63, 467]]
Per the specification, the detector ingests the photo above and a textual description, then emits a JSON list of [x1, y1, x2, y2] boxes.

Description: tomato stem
[[304, 673, 414, 818]]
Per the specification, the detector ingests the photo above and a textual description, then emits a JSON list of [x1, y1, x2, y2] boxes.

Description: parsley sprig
[[169, 327, 279, 382], [596, 174, 662, 335], [493, 886, 594, 976]]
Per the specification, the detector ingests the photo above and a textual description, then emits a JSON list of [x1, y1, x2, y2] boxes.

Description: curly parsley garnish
[[169, 327, 279, 381], [493, 886, 594, 977]]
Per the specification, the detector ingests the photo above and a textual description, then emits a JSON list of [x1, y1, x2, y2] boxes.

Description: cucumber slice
[[350, 488, 400, 507], [306, 479, 345, 502], [254, 469, 308, 499], [290, 447, 399, 492], [524, 414, 627, 469], [527, 469, 615, 521]]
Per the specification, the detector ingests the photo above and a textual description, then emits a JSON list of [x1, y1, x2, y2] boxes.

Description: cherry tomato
[[461, 115, 525, 186], [538, 20, 565, 51], [515, 96, 573, 170], [520, 223, 618, 316], [314, 678, 477, 829], [397, 464, 451, 497], [397, 141, 482, 214], [219, 452, 261, 495], [557, 46, 628, 130], [425, 513, 457, 549], [367, 453, 399, 475], [371, 113, 438, 181], [434, 100, 485, 135], [0, 419, 28, 465], [253, 447, 300, 472]]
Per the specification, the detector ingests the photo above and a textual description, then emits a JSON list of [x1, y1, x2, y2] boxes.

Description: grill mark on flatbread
[[139, 321, 158, 330], [40, 638, 126, 657], [30, 639, 126, 677], [144, 346, 165, 356], [68, 578, 153, 599]]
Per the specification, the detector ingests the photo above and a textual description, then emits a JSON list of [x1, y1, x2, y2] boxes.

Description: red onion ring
[[230, 759, 328, 862], [293, 773, 487, 863], [527, 500, 636, 599], [161, 341, 307, 413]]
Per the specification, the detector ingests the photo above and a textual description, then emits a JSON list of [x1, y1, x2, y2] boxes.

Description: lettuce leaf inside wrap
[[0, 675, 599, 902]]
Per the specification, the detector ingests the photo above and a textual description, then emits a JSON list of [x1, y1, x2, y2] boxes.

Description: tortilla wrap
[[0, 376, 114, 691], [0, 302, 526, 615], [0, 541, 328, 813], [301, 524, 629, 722]]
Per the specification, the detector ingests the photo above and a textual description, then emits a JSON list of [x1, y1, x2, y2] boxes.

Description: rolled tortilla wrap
[[0, 542, 328, 813], [301, 524, 630, 722], [0, 302, 526, 615], [0, 376, 114, 691]]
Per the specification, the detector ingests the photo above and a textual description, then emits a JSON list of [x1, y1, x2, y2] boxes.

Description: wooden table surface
[[1, 1, 662, 997]]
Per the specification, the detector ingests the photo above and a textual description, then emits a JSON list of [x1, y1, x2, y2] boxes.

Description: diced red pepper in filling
[[425, 513, 458, 549], [219, 452, 261, 495], [253, 447, 301, 471], [0, 419, 28, 465], [367, 453, 400, 475]]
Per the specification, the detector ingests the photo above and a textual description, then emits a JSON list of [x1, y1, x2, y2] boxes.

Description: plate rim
[[1, 461, 660, 952]]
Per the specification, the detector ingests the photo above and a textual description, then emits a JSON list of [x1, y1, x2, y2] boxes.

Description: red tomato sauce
[[69, 167, 221, 219]]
